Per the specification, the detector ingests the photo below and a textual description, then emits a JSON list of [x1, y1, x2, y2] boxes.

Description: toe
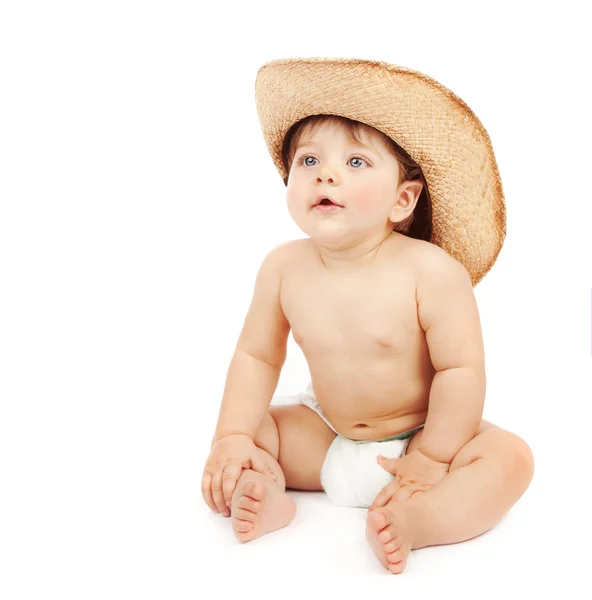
[[373, 507, 395, 535], [388, 559, 407, 574], [242, 480, 265, 502], [234, 519, 254, 533], [234, 508, 256, 522], [234, 528, 255, 544], [387, 547, 405, 563], [238, 496, 260, 512], [367, 509, 387, 531], [383, 541, 398, 553], [378, 528, 394, 544]]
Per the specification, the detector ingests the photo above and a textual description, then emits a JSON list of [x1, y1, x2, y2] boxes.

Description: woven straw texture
[[255, 57, 506, 286]]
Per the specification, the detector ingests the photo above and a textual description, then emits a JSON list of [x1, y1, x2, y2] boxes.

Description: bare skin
[[203, 121, 534, 573], [281, 234, 433, 440], [227, 231, 433, 541], [222, 236, 533, 573], [230, 470, 296, 543]]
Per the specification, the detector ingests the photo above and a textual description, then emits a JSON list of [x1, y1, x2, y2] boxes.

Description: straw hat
[[255, 57, 506, 286]]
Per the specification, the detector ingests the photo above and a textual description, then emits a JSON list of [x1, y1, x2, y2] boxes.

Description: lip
[[313, 194, 344, 208], [313, 203, 343, 212]]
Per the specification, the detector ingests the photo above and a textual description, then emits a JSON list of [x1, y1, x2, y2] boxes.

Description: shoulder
[[264, 238, 309, 260], [387, 235, 473, 308], [258, 238, 309, 274], [410, 240, 476, 331], [386, 234, 469, 287], [410, 238, 471, 288]]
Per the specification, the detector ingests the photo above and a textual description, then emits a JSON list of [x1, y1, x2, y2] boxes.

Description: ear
[[389, 180, 423, 224]]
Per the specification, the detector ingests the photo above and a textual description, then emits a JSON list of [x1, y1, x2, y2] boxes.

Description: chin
[[309, 227, 352, 246]]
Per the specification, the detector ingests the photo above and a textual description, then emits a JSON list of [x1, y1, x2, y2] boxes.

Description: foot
[[366, 502, 419, 574], [230, 474, 296, 543]]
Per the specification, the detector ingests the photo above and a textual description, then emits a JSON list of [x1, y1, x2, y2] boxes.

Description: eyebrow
[[295, 140, 383, 159]]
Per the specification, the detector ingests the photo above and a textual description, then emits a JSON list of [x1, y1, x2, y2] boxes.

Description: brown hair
[[281, 114, 432, 242]]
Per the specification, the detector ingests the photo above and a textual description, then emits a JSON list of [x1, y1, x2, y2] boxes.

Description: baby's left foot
[[366, 502, 419, 574]]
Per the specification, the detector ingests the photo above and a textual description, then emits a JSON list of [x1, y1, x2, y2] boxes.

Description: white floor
[[4, 373, 588, 600], [193, 394, 587, 599], [199, 487, 540, 595]]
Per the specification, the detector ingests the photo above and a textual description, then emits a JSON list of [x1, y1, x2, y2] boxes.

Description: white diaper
[[295, 383, 424, 508]]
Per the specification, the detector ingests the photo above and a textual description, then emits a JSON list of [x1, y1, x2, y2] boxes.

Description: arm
[[416, 249, 486, 464], [213, 243, 292, 443]]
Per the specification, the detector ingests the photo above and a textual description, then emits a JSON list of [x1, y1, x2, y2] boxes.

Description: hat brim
[[255, 57, 506, 286]]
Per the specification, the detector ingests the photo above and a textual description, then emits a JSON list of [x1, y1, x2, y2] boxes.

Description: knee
[[509, 433, 535, 482], [491, 430, 535, 486], [452, 428, 535, 486]]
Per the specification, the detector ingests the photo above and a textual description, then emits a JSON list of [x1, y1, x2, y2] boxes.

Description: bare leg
[[229, 405, 336, 543], [366, 424, 535, 573]]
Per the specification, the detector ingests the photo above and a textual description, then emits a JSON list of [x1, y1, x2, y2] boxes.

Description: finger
[[250, 454, 278, 481], [211, 469, 229, 515], [222, 462, 243, 506], [201, 471, 218, 512], [377, 455, 398, 475], [369, 479, 399, 510]]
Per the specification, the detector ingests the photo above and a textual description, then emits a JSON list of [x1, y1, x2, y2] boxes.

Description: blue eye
[[298, 155, 368, 168]]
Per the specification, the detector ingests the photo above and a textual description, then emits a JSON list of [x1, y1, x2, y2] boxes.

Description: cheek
[[285, 188, 300, 212], [351, 180, 394, 211], [285, 189, 305, 222], [351, 189, 383, 212]]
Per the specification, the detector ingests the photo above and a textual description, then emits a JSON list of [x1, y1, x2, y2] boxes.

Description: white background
[[1, 1, 591, 598]]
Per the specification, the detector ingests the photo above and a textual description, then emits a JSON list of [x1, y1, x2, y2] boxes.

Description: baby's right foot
[[230, 471, 296, 543]]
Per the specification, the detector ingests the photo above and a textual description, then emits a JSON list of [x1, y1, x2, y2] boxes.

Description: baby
[[201, 58, 535, 574]]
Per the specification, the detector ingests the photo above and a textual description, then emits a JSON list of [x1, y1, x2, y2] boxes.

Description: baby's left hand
[[370, 449, 450, 507]]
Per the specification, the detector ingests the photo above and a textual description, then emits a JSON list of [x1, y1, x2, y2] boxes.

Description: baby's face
[[285, 122, 410, 245]]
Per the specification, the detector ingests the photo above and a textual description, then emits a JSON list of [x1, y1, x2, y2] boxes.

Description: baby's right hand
[[201, 433, 278, 517]]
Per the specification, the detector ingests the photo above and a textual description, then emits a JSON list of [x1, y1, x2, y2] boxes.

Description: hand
[[369, 449, 450, 508], [201, 433, 278, 517]]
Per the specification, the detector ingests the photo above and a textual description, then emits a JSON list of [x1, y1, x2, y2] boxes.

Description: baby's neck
[[313, 231, 396, 271]]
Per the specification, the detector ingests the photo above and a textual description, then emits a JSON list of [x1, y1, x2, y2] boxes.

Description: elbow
[[237, 346, 286, 370], [437, 364, 484, 380]]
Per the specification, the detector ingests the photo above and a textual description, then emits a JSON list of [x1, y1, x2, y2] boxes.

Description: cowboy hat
[[255, 57, 506, 286]]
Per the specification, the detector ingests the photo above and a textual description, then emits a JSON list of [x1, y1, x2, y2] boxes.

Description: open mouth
[[315, 197, 343, 208]]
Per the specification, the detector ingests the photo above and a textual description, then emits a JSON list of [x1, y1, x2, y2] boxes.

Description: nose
[[317, 175, 334, 183], [316, 163, 337, 184]]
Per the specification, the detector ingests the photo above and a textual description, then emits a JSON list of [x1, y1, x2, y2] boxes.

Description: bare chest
[[277, 239, 433, 439], [280, 264, 420, 356]]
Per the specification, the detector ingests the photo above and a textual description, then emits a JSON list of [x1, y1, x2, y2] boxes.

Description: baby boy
[[201, 58, 535, 574]]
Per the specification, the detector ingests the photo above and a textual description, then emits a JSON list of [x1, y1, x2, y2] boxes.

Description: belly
[[298, 336, 434, 441], [309, 374, 430, 440]]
